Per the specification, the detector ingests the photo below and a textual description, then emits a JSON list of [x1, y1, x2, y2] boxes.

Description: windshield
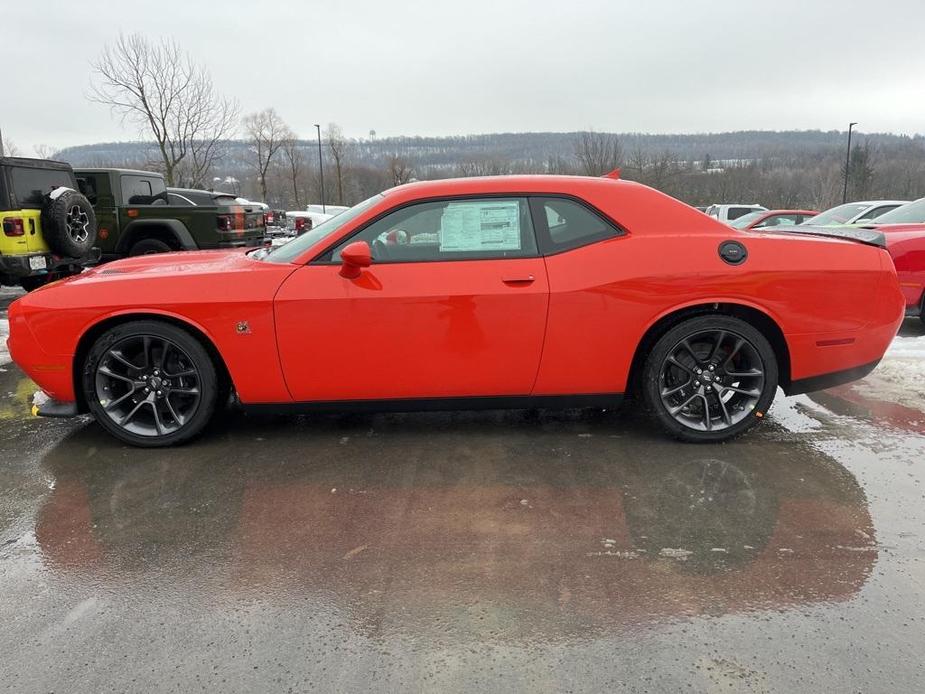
[[866, 199, 922, 224], [802, 203, 869, 226], [730, 211, 764, 229], [263, 195, 383, 263]]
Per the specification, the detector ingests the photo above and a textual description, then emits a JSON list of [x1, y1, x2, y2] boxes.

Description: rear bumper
[[785, 359, 880, 395], [0, 248, 100, 282]]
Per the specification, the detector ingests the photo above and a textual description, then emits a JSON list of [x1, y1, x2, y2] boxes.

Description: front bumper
[[32, 392, 79, 418]]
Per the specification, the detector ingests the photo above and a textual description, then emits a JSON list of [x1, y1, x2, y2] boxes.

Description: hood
[[81, 249, 254, 280]]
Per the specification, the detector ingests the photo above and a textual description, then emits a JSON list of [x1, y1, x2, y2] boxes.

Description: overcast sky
[[3, 0, 924, 154]]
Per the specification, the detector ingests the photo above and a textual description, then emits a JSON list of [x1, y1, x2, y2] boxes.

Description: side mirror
[[339, 241, 372, 279]]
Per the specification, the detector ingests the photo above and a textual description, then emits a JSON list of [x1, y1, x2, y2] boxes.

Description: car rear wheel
[[82, 321, 218, 447], [642, 316, 778, 442]]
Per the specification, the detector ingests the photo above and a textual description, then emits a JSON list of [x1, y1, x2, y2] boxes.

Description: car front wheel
[[642, 315, 778, 442], [82, 320, 218, 447]]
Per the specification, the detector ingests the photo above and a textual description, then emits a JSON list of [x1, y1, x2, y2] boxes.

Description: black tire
[[642, 315, 779, 443], [41, 189, 97, 257], [129, 238, 174, 256], [82, 320, 218, 447]]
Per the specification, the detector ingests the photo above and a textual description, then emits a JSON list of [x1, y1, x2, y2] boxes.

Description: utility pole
[[842, 122, 857, 204], [314, 124, 326, 214], [0, 126, 6, 157]]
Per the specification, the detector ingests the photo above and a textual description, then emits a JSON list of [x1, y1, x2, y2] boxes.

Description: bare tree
[[90, 34, 238, 186], [281, 131, 305, 208], [0, 130, 21, 157], [326, 123, 349, 205], [243, 108, 288, 202], [33, 144, 59, 160], [387, 155, 414, 186], [574, 130, 623, 176]]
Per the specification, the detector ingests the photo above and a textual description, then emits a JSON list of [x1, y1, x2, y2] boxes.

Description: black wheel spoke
[[661, 380, 689, 397], [708, 330, 726, 363], [109, 349, 140, 371], [98, 366, 134, 384], [666, 356, 696, 376], [699, 393, 712, 430], [104, 389, 136, 411], [119, 400, 147, 426]]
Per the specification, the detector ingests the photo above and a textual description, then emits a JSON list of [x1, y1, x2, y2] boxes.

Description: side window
[[863, 205, 899, 221], [332, 197, 536, 263], [76, 177, 97, 204], [121, 175, 167, 205], [727, 207, 754, 221], [531, 197, 622, 254], [122, 175, 153, 204]]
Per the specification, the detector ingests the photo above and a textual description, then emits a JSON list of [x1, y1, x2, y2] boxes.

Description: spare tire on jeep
[[41, 189, 98, 257]]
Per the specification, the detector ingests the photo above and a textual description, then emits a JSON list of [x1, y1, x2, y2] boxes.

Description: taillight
[[217, 214, 233, 232], [294, 217, 306, 231], [2, 217, 25, 237]]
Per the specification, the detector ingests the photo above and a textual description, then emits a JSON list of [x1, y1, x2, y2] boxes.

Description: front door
[[274, 197, 549, 402]]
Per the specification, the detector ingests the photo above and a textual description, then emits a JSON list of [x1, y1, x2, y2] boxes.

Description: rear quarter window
[[531, 197, 623, 254]]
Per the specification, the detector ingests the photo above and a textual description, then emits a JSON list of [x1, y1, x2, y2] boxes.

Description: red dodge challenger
[[6, 175, 905, 447]]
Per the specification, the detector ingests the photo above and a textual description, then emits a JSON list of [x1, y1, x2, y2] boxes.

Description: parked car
[[306, 204, 349, 216], [1, 156, 99, 290], [285, 210, 333, 235], [801, 200, 909, 227], [729, 209, 818, 230], [846, 198, 925, 323], [704, 203, 767, 223], [8, 175, 903, 447], [73, 169, 266, 258]]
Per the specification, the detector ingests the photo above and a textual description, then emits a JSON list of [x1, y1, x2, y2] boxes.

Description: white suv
[[704, 203, 767, 224]]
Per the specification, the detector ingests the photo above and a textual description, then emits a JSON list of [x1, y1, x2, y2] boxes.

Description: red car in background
[[6, 175, 905, 447], [854, 198, 925, 323], [729, 209, 818, 230]]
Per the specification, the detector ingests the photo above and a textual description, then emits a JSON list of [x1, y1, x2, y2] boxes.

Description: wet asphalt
[[2, 287, 925, 692]]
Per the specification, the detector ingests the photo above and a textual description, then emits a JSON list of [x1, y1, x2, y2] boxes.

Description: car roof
[[74, 167, 165, 177], [850, 200, 910, 206], [384, 175, 640, 200], [0, 156, 72, 171], [761, 209, 817, 215]]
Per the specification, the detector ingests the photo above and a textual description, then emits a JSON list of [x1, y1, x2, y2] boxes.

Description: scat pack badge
[[236, 321, 251, 335]]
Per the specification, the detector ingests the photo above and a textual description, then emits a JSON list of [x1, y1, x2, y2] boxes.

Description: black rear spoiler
[[765, 225, 887, 249]]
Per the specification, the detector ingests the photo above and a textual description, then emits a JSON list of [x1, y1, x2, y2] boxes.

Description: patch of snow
[[865, 333, 925, 411], [0, 317, 9, 366]]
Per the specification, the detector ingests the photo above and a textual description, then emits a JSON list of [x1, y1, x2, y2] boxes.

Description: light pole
[[842, 122, 857, 204], [314, 124, 326, 213]]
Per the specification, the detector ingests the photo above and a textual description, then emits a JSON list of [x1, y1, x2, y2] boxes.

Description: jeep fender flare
[[116, 219, 198, 254]]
